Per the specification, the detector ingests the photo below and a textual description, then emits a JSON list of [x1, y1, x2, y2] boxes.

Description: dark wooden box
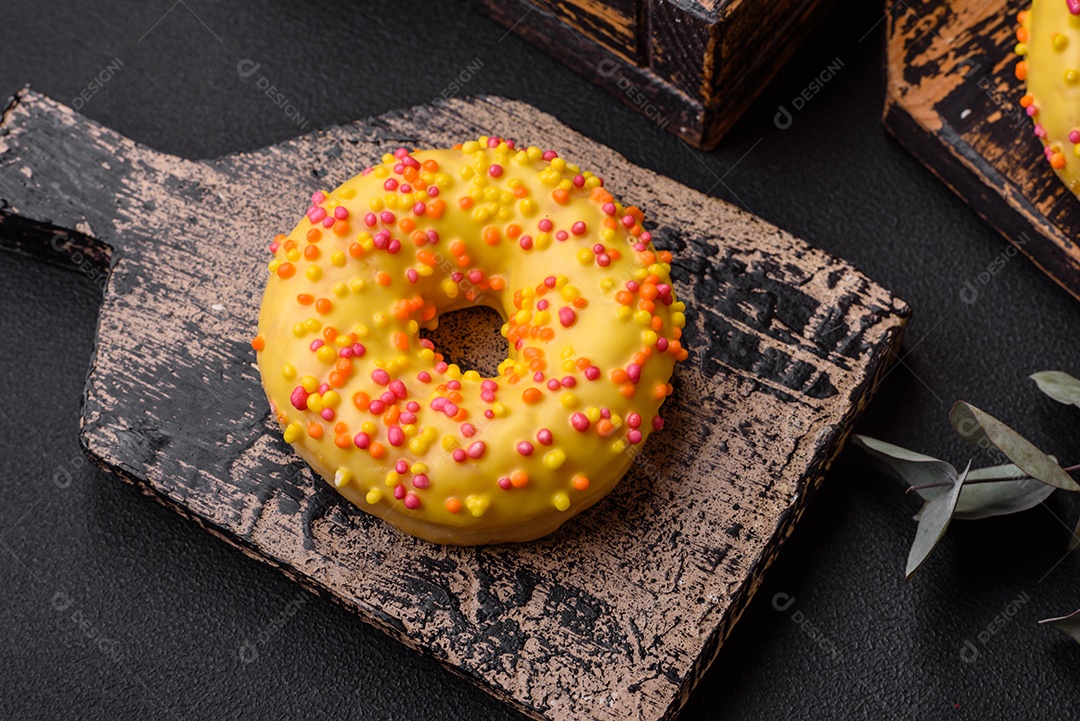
[[479, 0, 834, 149]]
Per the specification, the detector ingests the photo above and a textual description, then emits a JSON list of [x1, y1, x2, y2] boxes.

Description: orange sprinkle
[[653, 382, 667, 399], [335, 358, 353, 375], [576, 358, 591, 370], [511, 470, 529, 488], [522, 388, 543, 404], [334, 422, 348, 434], [383, 406, 400, 425], [307, 422, 323, 439], [369, 442, 386, 459], [539, 328, 555, 341], [1016, 27, 1028, 43], [489, 276, 505, 291], [658, 251, 672, 263], [619, 384, 635, 398], [571, 297, 588, 309], [458, 196, 473, 210], [399, 218, 416, 233], [615, 291, 633, 305], [377, 272, 391, 286], [332, 220, 349, 236], [505, 223, 522, 239], [304, 245, 319, 260], [329, 371, 346, 388], [610, 368, 629, 383], [250, 335, 265, 352], [353, 391, 370, 411], [450, 239, 466, 256], [411, 230, 427, 246], [572, 474, 590, 491], [297, 293, 314, 305], [402, 166, 418, 183], [283, 239, 298, 252], [651, 316, 664, 331], [276, 262, 295, 279], [315, 298, 333, 314], [334, 435, 351, 449], [422, 159, 440, 172], [348, 242, 364, 258], [483, 227, 501, 245], [596, 419, 615, 436], [417, 250, 437, 266], [427, 199, 445, 219], [445, 498, 462, 513], [1052, 153, 1067, 170], [513, 186, 528, 198], [1016, 61, 1027, 81], [552, 188, 570, 205], [323, 326, 339, 342], [1020, 94, 1034, 108], [306, 228, 322, 243]]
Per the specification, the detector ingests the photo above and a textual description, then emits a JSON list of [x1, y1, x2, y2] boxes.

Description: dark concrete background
[[2, 1, 1079, 719]]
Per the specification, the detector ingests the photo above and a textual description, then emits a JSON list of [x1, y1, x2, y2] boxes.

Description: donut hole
[[420, 305, 506, 378]]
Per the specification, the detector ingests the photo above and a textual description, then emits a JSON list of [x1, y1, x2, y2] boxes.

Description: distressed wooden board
[[0, 89, 909, 721], [478, 0, 836, 149], [884, 0, 1080, 302]]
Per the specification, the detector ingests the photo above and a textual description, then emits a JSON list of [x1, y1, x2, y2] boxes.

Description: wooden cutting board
[[885, 0, 1080, 302], [0, 89, 908, 721]]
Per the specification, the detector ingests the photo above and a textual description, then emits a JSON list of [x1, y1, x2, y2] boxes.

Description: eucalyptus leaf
[[853, 435, 957, 488], [1039, 609, 1080, 644], [1031, 371, 1080, 408], [948, 402, 1080, 491], [951, 477, 1055, 520], [906, 461, 970, 579]]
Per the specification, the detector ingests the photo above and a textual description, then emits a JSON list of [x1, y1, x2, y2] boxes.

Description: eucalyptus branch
[[906, 463, 1080, 494]]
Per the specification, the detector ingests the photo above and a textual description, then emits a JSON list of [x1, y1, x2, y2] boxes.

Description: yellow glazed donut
[[1016, 2, 1080, 194], [253, 137, 688, 545]]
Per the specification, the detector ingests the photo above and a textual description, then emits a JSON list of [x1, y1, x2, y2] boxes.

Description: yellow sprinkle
[[585, 406, 601, 423], [462, 140, 481, 154], [283, 422, 303, 443], [553, 492, 570, 512], [560, 392, 579, 409], [535, 233, 552, 250], [361, 421, 377, 435], [373, 312, 388, 329], [577, 249, 593, 265], [611, 438, 628, 453], [600, 278, 615, 291], [441, 278, 460, 298], [672, 311, 686, 328], [292, 323, 306, 338], [282, 364, 296, 379], [1054, 33, 1069, 51], [316, 345, 337, 364], [286, 249, 300, 262], [408, 439, 427, 454], [617, 306, 632, 321], [301, 375, 318, 393], [385, 472, 401, 487], [332, 282, 348, 297], [1067, 69, 1080, 84], [321, 390, 340, 408], [304, 318, 321, 332], [334, 468, 352, 488], [331, 252, 346, 268], [307, 393, 323, 412], [544, 450, 566, 469], [442, 436, 459, 451], [491, 402, 508, 417], [421, 427, 438, 442], [365, 488, 382, 504], [466, 495, 489, 517]]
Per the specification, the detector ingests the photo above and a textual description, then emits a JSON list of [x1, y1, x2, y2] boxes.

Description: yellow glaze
[[1017, 2, 1080, 193], [254, 137, 687, 544]]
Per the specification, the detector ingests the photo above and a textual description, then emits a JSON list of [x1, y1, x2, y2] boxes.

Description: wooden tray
[[885, 0, 1080, 301], [0, 89, 908, 721], [479, 0, 835, 150]]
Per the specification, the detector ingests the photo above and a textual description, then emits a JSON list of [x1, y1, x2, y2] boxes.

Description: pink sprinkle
[[334, 206, 349, 220], [627, 363, 642, 384], [435, 362, 449, 373], [427, 186, 440, 198], [308, 207, 327, 223], [394, 147, 409, 159], [561, 376, 576, 388], [571, 413, 590, 432], [600, 408, 611, 419], [372, 369, 390, 385], [269, 241, 280, 253], [447, 380, 462, 390], [389, 380, 407, 399], [364, 212, 377, 227], [537, 429, 553, 445], [592, 244, 605, 254], [584, 366, 600, 381], [481, 390, 496, 403], [407, 268, 419, 283], [402, 156, 421, 169], [627, 412, 642, 429], [468, 270, 484, 284], [384, 179, 398, 191], [626, 280, 640, 292], [556, 230, 569, 241], [417, 371, 432, 383], [443, 402, 459, 418], [413, 202, 426, 215], [310, 339, 324, 351], [597, 253, 611, 267], [339, 347, 353, 358], [537, 299, 549, 310], [404, 493, 420, 509], [393, 485, 406, 500], [396, 460, 409, 474], [380, 211, 396, 224], [602, 202, 616, 216], [290, 386, 309, 410], [319, 383, 330, 394], [488, 137, 501, 148], [481, 380, 499, 391], [406, 401, 420, 412], [1071, 130, 1080, 144], [353, 432, 371, 449], [485, 409, 495, 419], [399, 184, 412, 194], [368, 399, 386, 415], [547, 379, 561, 390], [352, 343, 366, 357], [656, 337, 669, 353], [412, 474, 429, 489], [542, 150, 558, 161], [321, 215, 335, 228], [498, 477, 512, 490], [640, 231, 652, 242], [559, 307, 577, 328], [427, 230, 440, 244], [467, 441, 487, 459], [399, 411, 416, 424], [571, 221, 587, 235], [519, 235, 533, 250], [453, 448, 467, 463], [489, 164, 503, 177], [517, 441, 534, 456], [533, 371, 545, 382], [572, 174, 585, 187], [381, 391, 396, 405], [627, 429, 643, 444], [538, 219, 553, 232], [1070, 0, 1080, 15], [1026, 106, 1037, 118], [621, 214, 635, 228], [461, 423, 476, 437], [312, 191, 326, 204], [431, 397, 447, 411], [388, 426, 405, 446], [321, 408, 335, 421], [387, 238, 402, 254], [653, 416, 664, 431], [393, 163, 405, 174]]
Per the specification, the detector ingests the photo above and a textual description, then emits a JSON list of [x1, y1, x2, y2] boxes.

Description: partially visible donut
[[1016, 2, 1080, 194], [253, 137, 688, 545]]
